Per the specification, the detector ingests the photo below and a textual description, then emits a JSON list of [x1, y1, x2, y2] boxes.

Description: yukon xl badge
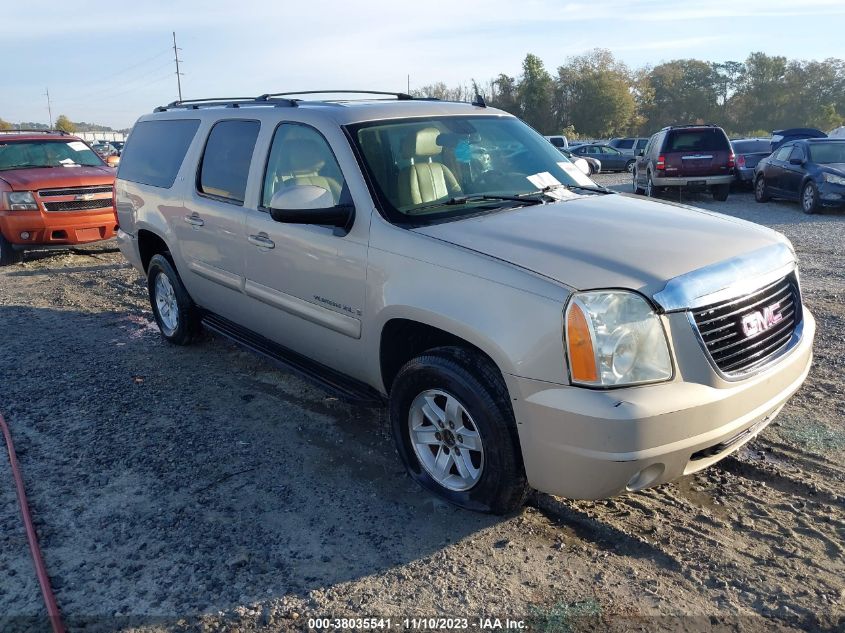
[[741, 302, 783, 338]]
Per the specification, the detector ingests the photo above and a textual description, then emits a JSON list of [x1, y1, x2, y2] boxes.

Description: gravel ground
[[1, 182, 843, 633]]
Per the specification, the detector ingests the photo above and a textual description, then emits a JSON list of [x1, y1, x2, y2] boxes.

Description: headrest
[[279, 139, 328, 174], [401, 127, 442, 159]]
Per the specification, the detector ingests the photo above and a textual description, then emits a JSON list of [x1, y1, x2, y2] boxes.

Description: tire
[[389, 346, 529, 514], [147, 254, 201, 345], [633, 169, 645, 195], [625, 160, 635, 174], [754, 175, 770, 203], [0, 232, 23, 266], [801, 181, 819, 215], [645, 172, 658, 197], [712, 184, 730, 202]]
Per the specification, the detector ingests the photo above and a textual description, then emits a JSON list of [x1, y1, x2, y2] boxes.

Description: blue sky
[[2, 0, 844, 129]]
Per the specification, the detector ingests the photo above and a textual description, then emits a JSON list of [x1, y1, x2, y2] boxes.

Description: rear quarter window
[[665, 129, 730, 152], [117, 119, 200, 188]]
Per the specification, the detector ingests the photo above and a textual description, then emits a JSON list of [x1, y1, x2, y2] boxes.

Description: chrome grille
[[43, 199, 112, 212], [691, 273, 801, 376], [38, 186, 113, 197]]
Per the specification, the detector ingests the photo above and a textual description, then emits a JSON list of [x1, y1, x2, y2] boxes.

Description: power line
[[57, 60, 175, 105], [173, 32, 184, 102]]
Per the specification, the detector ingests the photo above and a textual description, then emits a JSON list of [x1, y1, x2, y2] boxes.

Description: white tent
[[829, 126, 845, 139]]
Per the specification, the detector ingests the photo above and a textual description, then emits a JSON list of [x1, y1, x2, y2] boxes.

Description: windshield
[[348, 115, 597, 223], [0, 139, 104, 170], [808, 143, 845, 164]]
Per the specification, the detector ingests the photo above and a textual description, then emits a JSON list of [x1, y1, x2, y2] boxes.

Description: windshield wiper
[[0, 164, 53, 170], [519, 183, 614, 199], [408, 194, 543, 215]]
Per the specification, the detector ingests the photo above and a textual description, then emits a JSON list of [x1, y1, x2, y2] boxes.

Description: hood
[[413, 193, 788, 300], [0, 165, 115, 191], [821, 163, 845, 174]]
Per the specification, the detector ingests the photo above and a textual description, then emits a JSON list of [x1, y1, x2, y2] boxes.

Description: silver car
[[115, 91, 814, 514]]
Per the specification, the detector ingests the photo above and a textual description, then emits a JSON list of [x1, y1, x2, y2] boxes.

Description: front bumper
[[506, 308, 815, 500], [0, 208, 118, 246], [651, 174, 733, 188], [819, 181, 845, 206]]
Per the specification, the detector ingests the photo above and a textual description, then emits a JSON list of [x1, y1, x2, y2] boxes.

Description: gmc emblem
[[741, 302, 783, 338]]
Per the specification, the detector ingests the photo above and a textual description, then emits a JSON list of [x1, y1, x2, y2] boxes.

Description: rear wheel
[[0, 233, 22, 267], [645, 172, 658, 197], [147, 254, 201, 345], [754, 175, 770, 203], [712, 184, 730, 201], [389, 347, 528, 514], [801, 182, 819, 214], [633, 170, 645, 195]]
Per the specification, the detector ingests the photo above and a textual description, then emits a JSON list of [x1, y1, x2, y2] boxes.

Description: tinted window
[[732, 139, 771, 154], [549, 137, 565, 148], [665, 128, 730, 152], [262, 123, 346, 208], [635, 139, 648, 150], [789, 146, 805, 161], [198, 120, 260, 204], [118, 119, 200, 188], [774, 146, 793, 161], [616, 139, 634, 149], [808, 142, 845, 164]]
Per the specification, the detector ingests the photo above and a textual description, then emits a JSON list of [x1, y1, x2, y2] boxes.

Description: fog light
[[20, 231, 30, 240], [626, 463, 665, 492]]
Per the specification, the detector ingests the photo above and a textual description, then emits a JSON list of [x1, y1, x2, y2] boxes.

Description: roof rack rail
[[0, 128, 70, 135], [258, 90, 415, 100], [154, 96, 299, 112]]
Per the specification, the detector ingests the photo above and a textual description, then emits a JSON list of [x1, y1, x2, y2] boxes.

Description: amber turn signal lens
[[567, 302, 598, 383]]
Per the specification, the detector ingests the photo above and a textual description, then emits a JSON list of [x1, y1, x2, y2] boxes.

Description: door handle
[[184, 213, 204, 227], [248, 233, 275, 249]]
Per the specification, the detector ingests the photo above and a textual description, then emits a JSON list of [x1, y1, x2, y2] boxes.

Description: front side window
[[348, 115, 597, 224], [789, 146, 805, 161], [198, 120, 260, 204], [636, 139, 648, 150], [262, 123, 345, 208], [600, 146, 622, 155], [774, 145, 793, 162], [0, 139, 104, 171], [119, 119, 200, 188]]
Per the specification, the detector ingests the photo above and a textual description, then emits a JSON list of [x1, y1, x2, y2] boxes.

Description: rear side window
[[665, 129, 730, 152], [549, 137, 565, 148], [198, 120, 260, 204], [635, 139, 648, 150], [118, 119, 200, 188], [615, 139, 634, 149]]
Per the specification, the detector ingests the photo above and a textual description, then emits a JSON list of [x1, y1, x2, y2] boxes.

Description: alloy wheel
[[154, 273, 179, 336]]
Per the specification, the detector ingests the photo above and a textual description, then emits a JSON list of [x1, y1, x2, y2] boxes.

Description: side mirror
[[788, 157, 803, 166], [268, 185, 354, 230]]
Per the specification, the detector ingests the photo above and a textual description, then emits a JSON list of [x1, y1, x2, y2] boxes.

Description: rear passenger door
[[177, 119, 261, 312], [241, 122, 368, 370]]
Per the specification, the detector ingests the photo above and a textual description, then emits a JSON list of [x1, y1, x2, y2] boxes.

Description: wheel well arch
[[379, 319, 501, 394], [137, 229, 171, 272]]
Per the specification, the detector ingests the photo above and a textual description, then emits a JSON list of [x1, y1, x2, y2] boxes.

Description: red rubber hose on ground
[[0, 412, 66, 633]]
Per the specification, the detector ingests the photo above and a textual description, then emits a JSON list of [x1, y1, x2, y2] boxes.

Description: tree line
[[0, 117, 120, 133], [412, 50, 845, 139]]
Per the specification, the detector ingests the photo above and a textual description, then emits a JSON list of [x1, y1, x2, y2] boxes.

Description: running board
[[201, 312, 385, 406]]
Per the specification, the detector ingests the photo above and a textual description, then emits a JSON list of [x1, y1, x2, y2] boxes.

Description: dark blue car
[[754, 139, 845, 213]]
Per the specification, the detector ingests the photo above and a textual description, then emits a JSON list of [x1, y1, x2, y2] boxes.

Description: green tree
[[642, 59, 722, 130], [54, 114, 76, 133], [517, 54, 555, 133], [556, 49, 636, 137], [489, 73, 519, 115], [0, 118, 13, 131]]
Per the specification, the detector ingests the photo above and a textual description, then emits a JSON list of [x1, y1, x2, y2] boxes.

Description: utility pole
[[173, 32, 183, 102], [407, 74, 410, 94], [44, 87, 53, 129]]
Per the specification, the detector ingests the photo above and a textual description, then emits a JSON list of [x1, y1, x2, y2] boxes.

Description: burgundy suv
[[633, 125, 735, 201]]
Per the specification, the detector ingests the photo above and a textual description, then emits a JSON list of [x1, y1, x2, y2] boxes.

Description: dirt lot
[[1, 180, 844, 632]]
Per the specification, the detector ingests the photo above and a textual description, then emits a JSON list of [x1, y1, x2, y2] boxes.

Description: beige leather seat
[[398, 127, 461, 208], [273, 139, 341, 202]]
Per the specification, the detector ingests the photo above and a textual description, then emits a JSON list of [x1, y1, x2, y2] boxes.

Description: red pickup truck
[[0, 130, 117, 265]]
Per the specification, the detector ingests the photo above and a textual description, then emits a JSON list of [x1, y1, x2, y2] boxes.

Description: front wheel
[[754, 176, 770, 203], [389, 347, 528, 514], [633, 170, 645, 195], [625, 160, 635, 174], [0, 233, 22, 267], [801, 182, 819, 214], [147, 254, 201, 345]]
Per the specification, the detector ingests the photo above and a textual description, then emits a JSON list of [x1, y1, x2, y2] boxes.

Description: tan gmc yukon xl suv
[[116, 91, 814, 514]]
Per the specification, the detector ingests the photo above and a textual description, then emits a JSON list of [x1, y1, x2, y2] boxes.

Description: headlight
[[822, 172, 845, 186], [565, 290, 673, 387], [7, 191, 38, 210]]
